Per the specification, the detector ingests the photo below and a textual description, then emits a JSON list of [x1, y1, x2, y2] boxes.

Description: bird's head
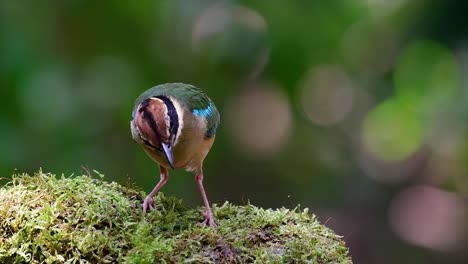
[[131, 96, 179, 169]]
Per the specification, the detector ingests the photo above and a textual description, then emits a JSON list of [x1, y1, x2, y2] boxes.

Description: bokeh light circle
[[20, 66, 74, 129], [226, 82, 292, 158], [299, 65, 355, 126], [191, 3, 269, 78], [395, 40, 460, 117], [341, 19, 398, 73], [366, 0, 407, 20], [389, 185, 468, 251], [362, 98, 423, 161]]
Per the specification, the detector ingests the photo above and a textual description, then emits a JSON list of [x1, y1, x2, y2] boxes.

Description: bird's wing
[[186, 88, 220, 137]]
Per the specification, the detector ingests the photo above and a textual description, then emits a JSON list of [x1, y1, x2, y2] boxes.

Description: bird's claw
[[142, 196, 155, 213], [201, 210, 217, 227]]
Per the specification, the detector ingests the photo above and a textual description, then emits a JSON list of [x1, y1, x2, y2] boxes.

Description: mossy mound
[[0, 171, 352, 263]]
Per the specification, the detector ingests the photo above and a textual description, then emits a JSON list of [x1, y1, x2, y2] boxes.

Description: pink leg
[[142, 166, 169, 213], [195, 170, 216, 226]]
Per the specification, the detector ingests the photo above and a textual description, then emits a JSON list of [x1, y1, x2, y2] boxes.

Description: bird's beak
[[161, 142, 175, 169]]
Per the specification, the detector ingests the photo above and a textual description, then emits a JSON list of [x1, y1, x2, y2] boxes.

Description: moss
[[0, 171, 352, 263]]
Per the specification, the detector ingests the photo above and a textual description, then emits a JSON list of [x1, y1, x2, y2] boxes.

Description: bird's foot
[[142, 196, 155, 213], [201, 209, 217, 227]]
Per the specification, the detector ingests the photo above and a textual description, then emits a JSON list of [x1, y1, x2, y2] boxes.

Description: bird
[[130, 83, 220, 226]]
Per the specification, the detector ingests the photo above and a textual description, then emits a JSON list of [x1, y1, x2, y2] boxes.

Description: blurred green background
[[1, 0, 468, 263]]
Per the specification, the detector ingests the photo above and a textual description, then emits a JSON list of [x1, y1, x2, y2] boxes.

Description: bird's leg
[[195, 170, 216, 226], [142, 166, 169, 213]]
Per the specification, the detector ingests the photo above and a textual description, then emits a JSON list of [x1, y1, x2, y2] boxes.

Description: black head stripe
[[155, 96, 179, 142]]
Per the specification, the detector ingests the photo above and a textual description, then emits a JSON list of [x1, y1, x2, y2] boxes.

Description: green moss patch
[[0, 171, 352, 263]]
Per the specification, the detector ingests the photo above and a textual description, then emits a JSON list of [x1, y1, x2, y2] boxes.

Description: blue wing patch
[[192, 103, 215, 117], [192, 102, 219, 137]]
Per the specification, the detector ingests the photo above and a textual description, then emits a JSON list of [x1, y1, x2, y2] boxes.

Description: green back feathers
[[133, 83, 220, 137]]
